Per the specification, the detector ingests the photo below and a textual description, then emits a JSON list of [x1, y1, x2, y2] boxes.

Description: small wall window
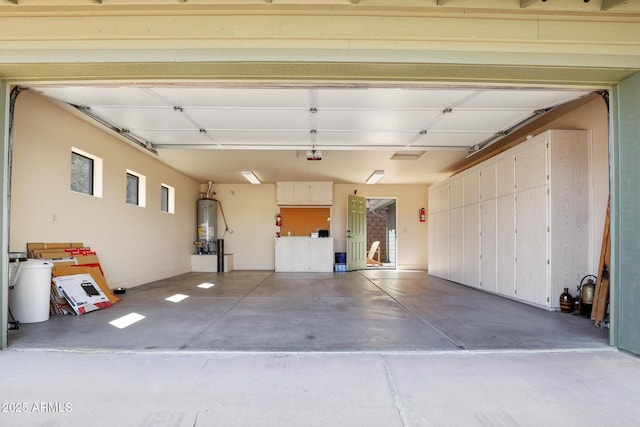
[[71, 147, 103, 197], [161, 183, 175, 214], [126, 170, 146, 207]]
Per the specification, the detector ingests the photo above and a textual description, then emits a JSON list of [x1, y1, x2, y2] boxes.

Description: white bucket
[[9, 259, 54, 323]]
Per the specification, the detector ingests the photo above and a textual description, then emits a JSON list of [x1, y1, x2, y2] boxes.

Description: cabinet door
[[293, 182, 311, 205], [496, 155, 515, 197], [275, 238, 293, 272], [480, 199, 497, 292], [463, 171, 480, 205], [548, 133, 590, 305], [515, 186, 549, 306], [480, 163, 497, 201], [449, 178, 464, 209], [496, 194, 516, 297], [309, 238, 334, 272], [429, 184, 449, 214], [428, 211, 449, 279], [515, 140, 547, 192], [292, 238, 310, 271], [449, 207, 464, 283], [276, 182, 295, 205], [463, 203, 480, 288], [309, 182, 333, 205]]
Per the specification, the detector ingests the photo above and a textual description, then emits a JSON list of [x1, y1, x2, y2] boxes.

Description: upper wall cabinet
[[496, 154, 516, 197], [428, 184, 449, 214], [479, 162, 497, 201], [277, 182, 333, 206], [515, 139, 547, 192], [463, 172, 480, 205], [449, 178, 464, 209]]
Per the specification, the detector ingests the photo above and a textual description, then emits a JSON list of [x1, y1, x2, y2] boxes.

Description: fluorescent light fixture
[[198, 283, 215, 289], [366, 170, 385, 184], [109, 313, 145, 329], [242, 170, 261, 184], [166, 293, 189, 303]]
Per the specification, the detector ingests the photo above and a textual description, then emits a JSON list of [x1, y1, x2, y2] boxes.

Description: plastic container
[[8, 252, 28, 289], [335, 252, 346, 264], [9, 259, 53, 323]]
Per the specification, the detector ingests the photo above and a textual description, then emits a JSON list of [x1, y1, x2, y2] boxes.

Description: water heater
[[196, 199, 218, 254]]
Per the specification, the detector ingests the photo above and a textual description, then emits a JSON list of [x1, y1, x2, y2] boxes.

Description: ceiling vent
[[390, 151, 427, 160]]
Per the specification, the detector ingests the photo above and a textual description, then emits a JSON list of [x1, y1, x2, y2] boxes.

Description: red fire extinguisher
[[419, 208, 426, 223], [276, 213, 282, 227]]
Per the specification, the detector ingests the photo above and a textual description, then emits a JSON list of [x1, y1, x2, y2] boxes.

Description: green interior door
[[347, 194, 367, 271]]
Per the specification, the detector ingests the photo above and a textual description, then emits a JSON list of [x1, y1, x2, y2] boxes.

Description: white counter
[[275, 237, 334, 272]]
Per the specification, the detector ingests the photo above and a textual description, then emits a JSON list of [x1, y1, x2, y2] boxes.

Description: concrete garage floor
[[4, 270, 640, 426], [8, 270, 609, 351]]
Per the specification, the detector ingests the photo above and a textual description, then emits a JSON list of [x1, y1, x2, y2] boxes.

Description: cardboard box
[[73, 254, 103, 275], [50, 283, 75, 315], [28, 242, 85, 259], [64, 247, 95, 256], [52, 273, 112, 315], [27, 242, 84, 251], [32, 249, 72, 259], [53, 265, 120, 305]]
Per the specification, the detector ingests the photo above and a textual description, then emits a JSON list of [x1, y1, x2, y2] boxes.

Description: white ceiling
[[29, 84, 593, 185]]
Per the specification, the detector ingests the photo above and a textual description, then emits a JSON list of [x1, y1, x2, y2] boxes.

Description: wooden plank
[[591, 200, 610, 325]]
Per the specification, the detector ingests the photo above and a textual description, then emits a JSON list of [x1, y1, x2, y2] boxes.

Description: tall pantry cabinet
[[428, 130, 590, 310]]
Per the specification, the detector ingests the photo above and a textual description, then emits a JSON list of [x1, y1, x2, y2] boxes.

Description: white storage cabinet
[[275, 237, 334, 272], [428, 130, 590, 310], [277, 182, 333, 206]]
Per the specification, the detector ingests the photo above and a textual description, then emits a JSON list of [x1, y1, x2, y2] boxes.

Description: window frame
[[70, 147, 103, 197], [126, 169, 146, 207], [160, 183, 175, 214]]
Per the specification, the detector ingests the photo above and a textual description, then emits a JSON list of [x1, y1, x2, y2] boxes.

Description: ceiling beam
[[520, 0, 539, 8], [449, 92, 601, 175], [602, 0, 627, 10]]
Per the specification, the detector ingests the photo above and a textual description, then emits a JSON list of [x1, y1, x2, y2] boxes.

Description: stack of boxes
[[27, 242, 120, 315]]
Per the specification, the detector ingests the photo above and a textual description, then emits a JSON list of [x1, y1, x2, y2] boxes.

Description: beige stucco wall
[[212, 183, 278, 271], [10, 91, 201, 288]]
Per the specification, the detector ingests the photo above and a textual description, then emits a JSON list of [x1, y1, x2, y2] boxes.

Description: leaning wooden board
[[591, 201, 610, 326]]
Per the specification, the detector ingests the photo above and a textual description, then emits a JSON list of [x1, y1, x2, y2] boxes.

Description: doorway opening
[[366, 198, 397, 269]]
